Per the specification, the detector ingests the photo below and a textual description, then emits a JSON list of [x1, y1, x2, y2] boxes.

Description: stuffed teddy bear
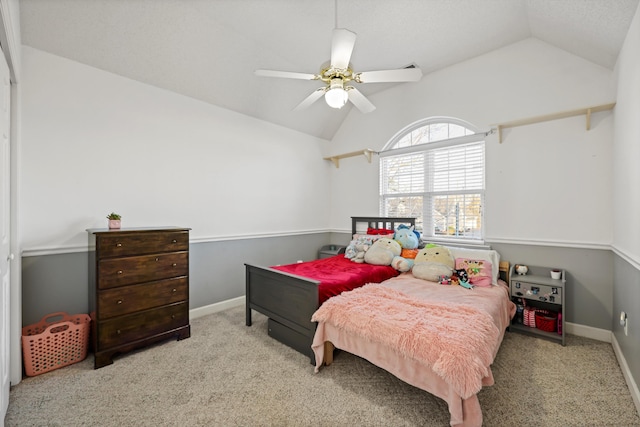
[[364, 237, 402, 266], [411, 244, 455, 282], [350, 243, 369, 263], [393, 225, 421, 250]]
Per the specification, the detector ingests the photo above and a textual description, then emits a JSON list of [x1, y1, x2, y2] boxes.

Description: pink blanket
[[312, 283, 499, 399], [311, 273, 516, 427]]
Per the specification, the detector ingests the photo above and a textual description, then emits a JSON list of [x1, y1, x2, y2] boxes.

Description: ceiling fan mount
[[255, 28, 422, 113], [317, 62, 355, 83]]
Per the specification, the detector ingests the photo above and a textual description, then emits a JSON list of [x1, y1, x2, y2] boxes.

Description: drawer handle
[[172, 288, 177, 292], [116, 243, 122, 247], [171, 315, 176, 319], [172, 239, 177, 243], [117, 299, 123, 304], [116, 330, 121, 334], [155, 257, 159, 262], [117, 270, 123, 275], [172, 263, 177, 267]]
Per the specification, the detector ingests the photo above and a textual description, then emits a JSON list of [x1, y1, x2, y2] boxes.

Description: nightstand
[[509, 264, 566, 345], [318, 244, 346, 259]]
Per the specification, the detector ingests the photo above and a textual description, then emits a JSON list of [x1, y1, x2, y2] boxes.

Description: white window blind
[[380, 119, 485, 242]]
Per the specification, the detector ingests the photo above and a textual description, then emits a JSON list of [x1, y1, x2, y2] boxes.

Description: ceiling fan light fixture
[[325, 78, 348, 109], [255, 19, 421, 113]]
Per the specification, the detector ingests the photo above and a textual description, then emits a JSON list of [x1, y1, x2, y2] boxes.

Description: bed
[[311, 259, 515, 427], [245, 216, 415, 363]]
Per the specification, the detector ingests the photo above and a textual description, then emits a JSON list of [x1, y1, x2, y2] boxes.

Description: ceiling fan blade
[[294, 87, 327, 111], [331, 28, 357, 70], [356, 67, 423, 83], [346, 87, 376, 113], [255, 69, 318, 80]]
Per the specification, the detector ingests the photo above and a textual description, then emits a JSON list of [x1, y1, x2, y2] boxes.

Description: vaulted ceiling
[[19, 0, 639, 140]]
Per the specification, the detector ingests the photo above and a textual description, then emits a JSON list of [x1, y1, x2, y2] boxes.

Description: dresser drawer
[[98, 251, 188, 289], [97, 231, 189, 258], [98, 277, 188, 319], [97, 302, 189, 349], [511, 280, 563, 305]]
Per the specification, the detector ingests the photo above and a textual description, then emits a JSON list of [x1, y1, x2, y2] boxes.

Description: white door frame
[[0, 46, 11, 421], [0, 0, 23, 396]]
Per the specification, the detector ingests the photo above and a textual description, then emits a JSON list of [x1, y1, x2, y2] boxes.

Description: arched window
[[379, 117, 485, 242]]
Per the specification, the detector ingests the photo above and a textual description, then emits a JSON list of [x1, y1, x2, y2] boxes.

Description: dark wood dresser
[[87, 227, 191, 368]]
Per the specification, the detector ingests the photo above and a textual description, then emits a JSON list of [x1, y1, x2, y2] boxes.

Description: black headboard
[[351, 217, 416, 235]]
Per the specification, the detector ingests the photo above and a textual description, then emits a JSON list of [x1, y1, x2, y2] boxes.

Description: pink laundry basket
[[22, 312, 91, 376]]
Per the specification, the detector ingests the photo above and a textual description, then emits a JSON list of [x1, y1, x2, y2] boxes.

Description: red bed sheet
[[272, 255, 399, 304]]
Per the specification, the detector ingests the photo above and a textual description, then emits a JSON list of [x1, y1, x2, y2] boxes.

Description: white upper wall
[[20, 36, 621, 252], [613, 2, 640, 264], [20, 46, 332, 252], [327, 38, 615, 247]]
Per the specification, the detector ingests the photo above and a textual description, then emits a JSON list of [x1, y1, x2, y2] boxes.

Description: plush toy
[[451, 268, 474, 289], [459, 280, 474, 290], [456, 259, 492, 287], [411, 244, 455, 282], [391, 256, 414, 272], [364, 237, 402, 266], [344, 235, 378, 260], [350, 243, 369, 263], [452, 268, 468, 283], [393, 225, 421, 250]]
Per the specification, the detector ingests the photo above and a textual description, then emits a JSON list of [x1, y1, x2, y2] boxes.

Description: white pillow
[[445, 246, 501, 285]]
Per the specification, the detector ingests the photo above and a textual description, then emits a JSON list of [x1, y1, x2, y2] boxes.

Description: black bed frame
[[245, 216, 416, 364]]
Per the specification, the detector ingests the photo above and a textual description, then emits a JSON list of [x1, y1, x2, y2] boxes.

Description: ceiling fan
[[255, 28, 423, 113]]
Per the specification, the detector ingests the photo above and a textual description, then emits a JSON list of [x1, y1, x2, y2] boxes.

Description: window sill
[[421, 237, 489, 250]]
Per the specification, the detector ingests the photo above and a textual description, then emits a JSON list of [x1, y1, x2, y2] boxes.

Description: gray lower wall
[[21, 233, 331, 326], [22, 252, 90, 326], [19, 236, 626, 343], [613, 254, 640, 390], [489, 242, 614, 330], [21, 235, 615, 331]]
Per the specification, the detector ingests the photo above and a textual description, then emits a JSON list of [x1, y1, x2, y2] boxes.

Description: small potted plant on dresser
[[106, 212, 121, 229]]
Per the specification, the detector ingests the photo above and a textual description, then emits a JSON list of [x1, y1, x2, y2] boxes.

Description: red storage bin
[[535, 310, 558, 333]]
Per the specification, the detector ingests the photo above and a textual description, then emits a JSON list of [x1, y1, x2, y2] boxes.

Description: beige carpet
[[6, 305, 640, 427]]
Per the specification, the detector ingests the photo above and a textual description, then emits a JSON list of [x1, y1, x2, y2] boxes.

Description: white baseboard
[[189, 296, 245, 320], [565, 321, 612, 343], [612, 334, 640, 416]]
